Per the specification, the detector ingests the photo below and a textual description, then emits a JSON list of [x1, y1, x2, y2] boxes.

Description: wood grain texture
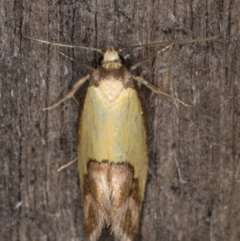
[[1, 0, 239, 241]]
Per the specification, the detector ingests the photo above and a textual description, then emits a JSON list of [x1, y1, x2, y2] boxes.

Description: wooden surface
[[1, 0, 239, 241]]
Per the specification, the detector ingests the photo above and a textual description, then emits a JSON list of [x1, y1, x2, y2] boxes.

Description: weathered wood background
[[1, 0, 239, 241]]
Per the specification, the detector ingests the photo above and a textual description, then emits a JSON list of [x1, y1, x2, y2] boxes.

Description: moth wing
[[78, 84, 148, 241]]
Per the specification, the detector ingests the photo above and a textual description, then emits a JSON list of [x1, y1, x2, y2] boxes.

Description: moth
[[22, 21, 218, 241]]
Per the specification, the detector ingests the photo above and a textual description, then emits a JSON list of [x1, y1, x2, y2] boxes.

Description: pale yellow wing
[[78, 84, 148, 200]]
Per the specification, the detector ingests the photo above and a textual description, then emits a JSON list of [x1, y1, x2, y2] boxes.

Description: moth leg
[[57, 157, 78, 172], [130, 44, 173, 71], [42, 74, 90, 111], [59, 52, 95, 72], [132, 75, 189, 106]]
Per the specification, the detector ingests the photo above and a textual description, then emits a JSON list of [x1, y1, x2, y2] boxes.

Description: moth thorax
[[102, 46, 121, 69]]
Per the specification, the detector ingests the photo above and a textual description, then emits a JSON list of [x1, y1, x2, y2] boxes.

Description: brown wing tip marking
[[119, 179, 141, 240], [83, 160, 142, 241]]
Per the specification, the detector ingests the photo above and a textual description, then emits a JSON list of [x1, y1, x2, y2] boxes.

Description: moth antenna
[[118, 35, 220, 53], [21, 17, 103, 54]]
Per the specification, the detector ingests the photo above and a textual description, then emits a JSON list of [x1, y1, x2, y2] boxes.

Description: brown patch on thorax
[[90, 66, 135, 89]]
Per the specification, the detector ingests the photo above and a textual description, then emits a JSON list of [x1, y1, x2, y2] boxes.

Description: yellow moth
[[22, 22, 218, 241]]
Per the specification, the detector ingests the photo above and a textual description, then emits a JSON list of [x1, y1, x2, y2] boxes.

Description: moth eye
[[119, 55, 125, 65], [97, 56, 103, 66]]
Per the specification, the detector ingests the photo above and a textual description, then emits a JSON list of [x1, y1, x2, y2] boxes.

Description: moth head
[[102, 46, 122, 69]]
